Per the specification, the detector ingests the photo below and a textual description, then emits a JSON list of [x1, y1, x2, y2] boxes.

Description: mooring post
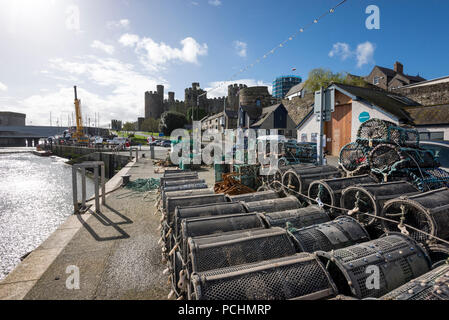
[[72, 165, 79, 213], [135, 148, 139, 162]]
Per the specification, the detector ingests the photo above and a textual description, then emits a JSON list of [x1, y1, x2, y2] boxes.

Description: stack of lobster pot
[[315, 233, 432, 299], [381, 264, 449, 300], [308, 175, 377, 218], [262, 163, 316, 193], [339, 181, 420, 237], [282, 165, 341, 200], [381, 187, 449, 244]]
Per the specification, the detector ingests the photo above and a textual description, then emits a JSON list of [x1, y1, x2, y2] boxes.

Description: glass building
[[272, 75, 302, 99]]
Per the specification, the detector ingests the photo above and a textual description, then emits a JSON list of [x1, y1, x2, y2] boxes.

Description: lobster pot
[[288, 216, 370, 253], [163, 169, 191, 176], [282, 165, 341, 197], [356, 119, 419, 148], [174, 202, 247, 240], [381, 188, 449, 243], [368, 144, 438, 176], [308, 175, 377, 214], [186, 228, 297, 274], [315, 233, 431, 299], [261, 206, 330, 229], [171, 250, 185, 297], [189, 253, 338, 300], [161, 183, 208, 194], [266, 164, 316, 193], [180, 213, 267, 260], [165, 194, 227, 227], [381, 264, 449, 300], [408, 167, 449, 192], [340, 181, 419, 227], [163, 189, 214, 210], [243, 196, 301, 213], [227, 190, 280, 203], [162, 179, 205, 188], [424, 244, 449, 267], [339, 142, 371, 175], [160, 174, 199, 187]]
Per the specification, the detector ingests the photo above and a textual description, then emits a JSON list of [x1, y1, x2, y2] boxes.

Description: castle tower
[[168, 92, 175, 103], [157, 85, 164, 104], [145, 90, 164, 119]]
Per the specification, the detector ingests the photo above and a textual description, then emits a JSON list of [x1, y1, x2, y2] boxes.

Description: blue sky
[[0, 0, 448, 126]]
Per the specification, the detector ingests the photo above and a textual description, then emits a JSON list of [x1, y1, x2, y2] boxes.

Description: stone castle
[[143, 83, 249, 121]]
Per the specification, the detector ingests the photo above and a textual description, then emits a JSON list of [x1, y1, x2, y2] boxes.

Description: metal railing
[[72, 161, 106, 213]]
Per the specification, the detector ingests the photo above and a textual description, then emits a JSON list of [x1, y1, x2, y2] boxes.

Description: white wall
[[297, 113, 319, 142], [416, 126, 449, 140]]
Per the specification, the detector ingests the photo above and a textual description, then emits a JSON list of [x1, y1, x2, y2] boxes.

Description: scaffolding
[[272, 75, 302, 99]]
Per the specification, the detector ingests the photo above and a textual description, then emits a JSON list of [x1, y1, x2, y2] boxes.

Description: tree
[[122, 121, 136, 132], [304, 68, 368, 92], [187, 107, 208, 122], [141, 117, 160, 133], [159, 111, 188, 135]]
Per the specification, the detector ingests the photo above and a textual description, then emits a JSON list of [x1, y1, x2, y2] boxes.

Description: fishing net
[[125, 178, 160, 192]]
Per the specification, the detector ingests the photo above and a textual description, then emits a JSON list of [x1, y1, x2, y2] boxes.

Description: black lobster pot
[[424, 243, 449, 267], [189, 253, 338, 300], [381, 187, 449, 243], [356, 118, 419, 148], [266, 164, 316, 193], [381, 264, 449, 300], [186, 227, 297, 274], [243, 196, 301, 213], [180, 213, 267, 261], [288, 216, 370, 253], [315, 233, 431, 299], [226, 190, 280, 203], [173, 202, 247, 241], [161, 182, 208, 194], [340, 181, 419, 227], [162, 189, 214, 210], [160, 174, 199, 187], [163, 169, 191, 176], [339, 142, 371, 176], [261, 206, 330, 229], [282, 165, 341, 197], [165, 194, 227, 227], [162, 178, 205, 189], [308, 175, 377, 215]]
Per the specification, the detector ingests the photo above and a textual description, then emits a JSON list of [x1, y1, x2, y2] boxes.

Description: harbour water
[[0, 150, 94, 280]]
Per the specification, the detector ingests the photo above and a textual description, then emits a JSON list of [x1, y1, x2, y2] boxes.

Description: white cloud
[[191, 1, 199, 6], [234, 41, 247, 58], [329, 41, 375, 68], [328, 42, 352, 60], [107, 19, 130, 29], [208, 0, 222, 6], [65, 5, 81, 32], [356, 41, 375, 67], [119, 33, 140, 47], [0, 82, 7, 91], [91, 40, 115, 55], [205, 79, 272, 98], [119, 34, 208, 71], [16, 56, 165, 125]]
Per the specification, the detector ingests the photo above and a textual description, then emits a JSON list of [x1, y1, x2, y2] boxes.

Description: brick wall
[[394, 82, 449, 106]]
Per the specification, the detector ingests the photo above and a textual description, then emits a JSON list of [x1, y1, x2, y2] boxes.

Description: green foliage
[[159, 111, 188, 135], [187, 107, 208, 122], [141, 117, 160, 133], [304, 68, 368, 92], [122, 122, 136, 132]]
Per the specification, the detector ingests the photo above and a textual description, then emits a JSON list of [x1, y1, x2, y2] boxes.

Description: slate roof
[[404, 104, 449, 125]]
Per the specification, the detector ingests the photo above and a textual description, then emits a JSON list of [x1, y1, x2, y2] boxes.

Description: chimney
[[394, 61, 403, 74]]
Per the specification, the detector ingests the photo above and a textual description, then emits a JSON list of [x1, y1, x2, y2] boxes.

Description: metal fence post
[[94, 165, 100, 213], [101, 163, 106, 205], [81, 168, 86, 209], [72, 165, 79, 213]]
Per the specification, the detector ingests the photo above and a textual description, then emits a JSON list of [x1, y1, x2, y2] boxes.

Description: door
[[324, 104, 352, 156]]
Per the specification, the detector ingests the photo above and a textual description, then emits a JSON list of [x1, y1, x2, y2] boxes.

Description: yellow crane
[[72, 86, 89, 145]]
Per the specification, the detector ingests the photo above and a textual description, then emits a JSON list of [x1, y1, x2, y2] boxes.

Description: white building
[[296, 83, 449, 156]]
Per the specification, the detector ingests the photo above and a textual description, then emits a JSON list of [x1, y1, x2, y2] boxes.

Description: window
[[301, 133, 307, 142], [373, 76, 380, 85], [419, 132, 445, 141], [311, 133, 318, 143]]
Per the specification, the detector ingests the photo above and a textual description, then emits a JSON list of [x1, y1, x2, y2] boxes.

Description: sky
[[0, 0, 449, 126]]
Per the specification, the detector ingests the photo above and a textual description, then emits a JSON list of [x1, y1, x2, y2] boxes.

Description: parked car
[[420, 140, 449, 171], [161, 141, 171, 148], [148, 139, 160, 146]]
